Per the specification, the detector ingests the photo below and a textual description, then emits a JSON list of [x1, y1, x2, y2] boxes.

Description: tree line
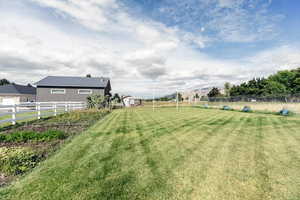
[[208, 68, 300, 97]]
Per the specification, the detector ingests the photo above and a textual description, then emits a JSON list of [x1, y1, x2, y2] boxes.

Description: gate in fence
[[0, 102, 86, 126]]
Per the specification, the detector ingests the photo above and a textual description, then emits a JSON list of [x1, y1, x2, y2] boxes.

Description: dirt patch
[[3, 123, 88, 136], [0, 173, 13, 187]]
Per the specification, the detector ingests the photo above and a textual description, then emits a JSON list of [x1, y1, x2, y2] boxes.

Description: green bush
[[0, 130, 66, 143], [0, 147, 41, 175], [0, 134, 5, 141], [242, 106, 252, 112], [279, 109, 294, 116], [222, 105, 233, 111], [42, 130, 66, 140], [87, 95, 109, 109]]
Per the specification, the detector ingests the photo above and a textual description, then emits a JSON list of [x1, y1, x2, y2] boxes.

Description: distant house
[[0, 84, 36, 105], [35, 76, 111, 102], [122, 96, 142, 107]]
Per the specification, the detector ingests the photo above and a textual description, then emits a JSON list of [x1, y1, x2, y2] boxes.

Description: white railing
[[0, 102, 86, 126]]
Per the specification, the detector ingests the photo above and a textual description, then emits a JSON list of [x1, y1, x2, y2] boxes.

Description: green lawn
[[1, 107, 300, 200]]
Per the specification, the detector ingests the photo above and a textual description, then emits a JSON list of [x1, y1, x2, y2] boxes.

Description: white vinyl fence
[[0, 102, 86, 126]]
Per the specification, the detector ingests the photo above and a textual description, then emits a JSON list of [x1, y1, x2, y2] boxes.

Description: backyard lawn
[[1, 107, 300, 200]]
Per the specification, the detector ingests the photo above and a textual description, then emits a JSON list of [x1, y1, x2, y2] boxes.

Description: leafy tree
[[228, 68, 300, 97], [112, 93, 121, 103], [0, 79, 10, 86], [177, 93, 183, 102], [208, 87, 221, 97], [294, 78, 300, 93], [262, 81, 287, 96], [224, 82, 231, 97], [86, 74, 92, 78], [269, 70, 296, 93]]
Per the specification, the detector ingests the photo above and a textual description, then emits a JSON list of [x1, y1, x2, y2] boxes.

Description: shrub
[[222, 106, 232, 111], [0, 134, 5, 141], [279, 109, 293, 116], [0, 147, 41, 175], [87, 95, 109, 109], [42, 130, 66, 140], [242, 106, 252, 112]]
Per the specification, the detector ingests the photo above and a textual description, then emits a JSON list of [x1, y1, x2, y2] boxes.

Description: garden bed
[[0, 109, 110, 187]]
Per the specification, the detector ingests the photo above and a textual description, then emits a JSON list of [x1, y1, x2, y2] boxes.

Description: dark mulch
[[2, 123, 89, 136]]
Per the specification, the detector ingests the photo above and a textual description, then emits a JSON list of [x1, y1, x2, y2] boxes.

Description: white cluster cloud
[[0, 0, 299, 98], [158, 0, 283, 43]]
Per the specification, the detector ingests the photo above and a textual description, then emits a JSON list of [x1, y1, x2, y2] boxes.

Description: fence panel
[[0, 102, 86, 126]]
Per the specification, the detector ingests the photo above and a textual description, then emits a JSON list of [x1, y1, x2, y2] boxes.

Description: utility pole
[[152, 87, 155, 112], [176, 90, 179, 111]]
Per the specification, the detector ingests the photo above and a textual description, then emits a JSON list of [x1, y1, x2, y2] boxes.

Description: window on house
[[78, 89, 92, 95], [51, 89, 66, 94]]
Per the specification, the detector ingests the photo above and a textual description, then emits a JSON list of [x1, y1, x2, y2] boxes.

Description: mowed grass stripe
[[219, 114, 257, 200], [82, 109, 220, 199], [172, 114, 248, 199], [131, 110, 237, 199], [192, 115, 251, 200], [129, 110, 233, 199], [1, 108, 300, 200], [133, 109, 235, 166], [131, 108, 219, 135], [267, 117, 300, 200], [253, 116, 272, 200]]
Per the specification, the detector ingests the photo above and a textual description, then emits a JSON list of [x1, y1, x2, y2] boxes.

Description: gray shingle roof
[[35, 76, 110, 88], [0, 84, 36, 95]]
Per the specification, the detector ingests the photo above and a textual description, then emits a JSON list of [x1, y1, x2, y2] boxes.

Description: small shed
[[122, 96, 142, 107]]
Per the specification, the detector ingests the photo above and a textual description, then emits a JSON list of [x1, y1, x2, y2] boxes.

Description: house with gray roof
[[35, 76, 111, 102], [0, 84, 36, 105]]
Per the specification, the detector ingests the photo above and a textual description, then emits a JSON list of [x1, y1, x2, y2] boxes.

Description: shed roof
[[0, 84, 36, 95], [35, 76, 110, 88]]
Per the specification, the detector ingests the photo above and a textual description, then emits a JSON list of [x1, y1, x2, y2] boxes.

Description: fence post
[[65, 103, 68, 112], [16, 104, 19, 113], [11, 104, 16, 125], [37, 102, 41, 119], [54, 103, 57, 116]]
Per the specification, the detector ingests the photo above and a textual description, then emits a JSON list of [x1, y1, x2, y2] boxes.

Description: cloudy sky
[[0, 0, 300, 97]]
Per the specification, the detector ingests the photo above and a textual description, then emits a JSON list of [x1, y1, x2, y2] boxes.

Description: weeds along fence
[[0, 102, 86, 126]]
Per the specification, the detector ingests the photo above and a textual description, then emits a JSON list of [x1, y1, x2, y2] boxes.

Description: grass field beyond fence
[[144, 101, 300, 114], [205, 101, 300, 114], [1, 107, 300, 200]]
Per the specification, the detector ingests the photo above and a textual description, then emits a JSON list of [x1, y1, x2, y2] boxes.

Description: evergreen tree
[[0, 79, 10, 86], [208, 87, 221, 97]]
